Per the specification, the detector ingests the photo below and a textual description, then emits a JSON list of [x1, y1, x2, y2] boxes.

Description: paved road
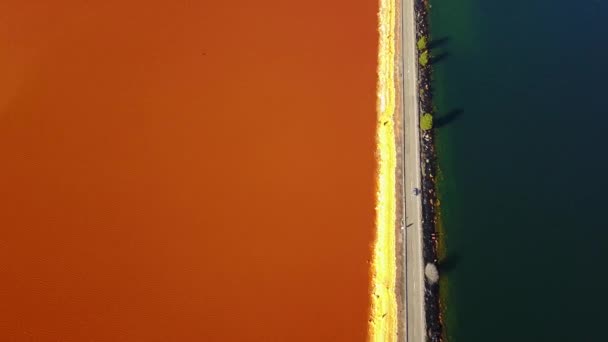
[[400, 0, 427, 340]]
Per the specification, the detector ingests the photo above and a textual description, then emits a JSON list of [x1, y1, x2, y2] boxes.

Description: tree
[[421, 113, 433, 131], [419, 51, 429, 67], [417, 36, 427, 51]]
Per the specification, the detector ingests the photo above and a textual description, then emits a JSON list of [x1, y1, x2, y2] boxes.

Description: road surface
[[399, 0, 427, 340]]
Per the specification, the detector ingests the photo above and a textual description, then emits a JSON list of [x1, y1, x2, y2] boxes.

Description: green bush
[[417, 36, 427, 51], [419, 51, 429, 66], [421, 113, 433, 131]]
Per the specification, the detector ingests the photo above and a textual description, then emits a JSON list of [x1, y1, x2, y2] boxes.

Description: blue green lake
[[430, 0, 608, 340]]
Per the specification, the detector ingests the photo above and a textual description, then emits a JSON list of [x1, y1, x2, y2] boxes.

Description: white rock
[[425, 263, 439, 284]]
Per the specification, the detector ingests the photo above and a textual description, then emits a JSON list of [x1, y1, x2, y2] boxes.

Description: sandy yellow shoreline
[[369, 0, 398, 339]]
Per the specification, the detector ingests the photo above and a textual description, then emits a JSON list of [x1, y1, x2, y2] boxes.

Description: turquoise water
[[430, 0, 608, 340]]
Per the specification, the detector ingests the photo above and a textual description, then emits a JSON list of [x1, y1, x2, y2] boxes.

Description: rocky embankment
[[414, 0, 444, 341]]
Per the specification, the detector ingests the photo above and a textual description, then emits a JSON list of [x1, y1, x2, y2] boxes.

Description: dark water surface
[[430, 0, 608, 340], [0, 1, 377, 340]]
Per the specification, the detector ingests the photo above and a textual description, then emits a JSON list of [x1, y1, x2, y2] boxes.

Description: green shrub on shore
[[417, 36, 427, 51], [419, 51, 429, 66], [421, 113, 433, 131]]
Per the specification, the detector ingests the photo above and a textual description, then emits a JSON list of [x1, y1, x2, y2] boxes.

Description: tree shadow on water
[[428, 36, 450, 50], [430, 52, 450, 65], [435, 108, 464, 128], [438, 253, 461, 275]]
